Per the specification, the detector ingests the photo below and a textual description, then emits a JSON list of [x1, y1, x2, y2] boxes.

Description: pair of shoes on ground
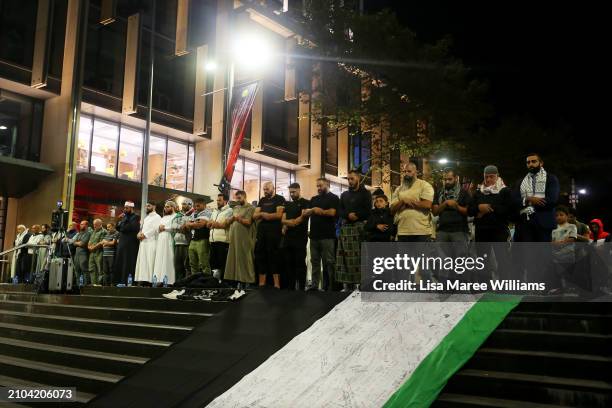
[[162, 289, 186, 300]]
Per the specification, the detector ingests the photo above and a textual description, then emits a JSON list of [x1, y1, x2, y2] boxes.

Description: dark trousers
[[283, 240, 307, 290], [514, 220, 553, 242], [474, 227, 512, 283], [174, 245, 189, 282], [255, 228, 282, 278], [210, 242, 229, 280], [513, 221, 553, 283], [17, 254, 32, 283], [309, 238, 335, 291], [102, 256, 114, 286]]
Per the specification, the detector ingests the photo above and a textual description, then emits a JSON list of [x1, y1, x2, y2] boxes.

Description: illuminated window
[[166, 140, 188, 190], [118, 126, 143, 181], [148, 136, 166, 187], [243, 160, 260, 204], [231, 157, 244, 191], [276, 169, 291, 200], [77, 115, 93, 171], [187, 145, 195, 192], [91, 118, 119, 177]]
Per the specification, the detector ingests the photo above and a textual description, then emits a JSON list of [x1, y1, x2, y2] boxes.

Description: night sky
[[369, 0, 610, 226]]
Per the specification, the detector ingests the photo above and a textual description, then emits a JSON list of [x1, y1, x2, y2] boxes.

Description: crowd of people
[[9, 153, 610, 293]]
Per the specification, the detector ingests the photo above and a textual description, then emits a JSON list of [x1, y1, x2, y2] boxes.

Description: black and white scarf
[[520, 168, 547, 218]]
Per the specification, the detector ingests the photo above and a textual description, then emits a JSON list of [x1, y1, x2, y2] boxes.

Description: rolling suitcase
[[49, 258, 73, 292]]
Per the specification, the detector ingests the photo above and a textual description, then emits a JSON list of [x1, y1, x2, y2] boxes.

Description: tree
[[296, 0, 490, 163]]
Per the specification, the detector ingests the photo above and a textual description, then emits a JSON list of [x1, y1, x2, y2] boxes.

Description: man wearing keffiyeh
[[512, 153, 560, 242]]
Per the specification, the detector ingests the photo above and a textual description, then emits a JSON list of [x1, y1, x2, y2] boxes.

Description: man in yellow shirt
[[390, 162, 435, 242]]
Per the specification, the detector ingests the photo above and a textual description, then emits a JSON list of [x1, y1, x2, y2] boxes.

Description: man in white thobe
[[154, 201, 177, 285], [11, 225, 29, 280], [134, 202, 161, 284]]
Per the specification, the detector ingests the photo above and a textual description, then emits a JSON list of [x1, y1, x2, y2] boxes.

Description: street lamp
[[578, 188, 587, 195], [438, 158, 449, 165]]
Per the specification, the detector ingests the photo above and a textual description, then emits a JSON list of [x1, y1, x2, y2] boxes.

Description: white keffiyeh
[[479, 177, 506, 195], [520, 168, 547, 219]]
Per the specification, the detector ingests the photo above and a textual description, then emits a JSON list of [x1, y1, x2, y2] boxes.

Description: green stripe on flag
[[383, 295, 521, 408]]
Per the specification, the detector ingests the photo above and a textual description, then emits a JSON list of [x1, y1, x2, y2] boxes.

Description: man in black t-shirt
[[253, 181, 285, 288], [304, 178, 339, 291], [281, 183, 310, 290], [433, 169, 471, 242]]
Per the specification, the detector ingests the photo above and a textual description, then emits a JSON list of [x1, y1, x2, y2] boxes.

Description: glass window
[[76, 115, 93, 171], [0, 0, 36, 67], [231, 157, 244, 191], [260, 165, 275, 198], [166, 140, 188, 190], [148, 135, 166, 186], [330, 182, 342, 197], [244, 160, 260, 205], [0, 90, 43, 161], [118, 126, 143, 181], [187, 145, 195, 192], [276, 170, 291, 200], [326, 127, 338, 166], [91, 119, 119, 177]]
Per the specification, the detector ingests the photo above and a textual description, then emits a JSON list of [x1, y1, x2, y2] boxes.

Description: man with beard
[[13, 225, 31, 283], [304, 178, 339, 291], [115, 201, 140, 284], [186, 198, 212, 276], [87, 219, 106, 285], [336, 170, 371, 291], [71, 221, 91, 285], [225, 190, 256, 288], [134, 202, 161, 284], [390, 163, 435, 242], [155, 201, 177, 286], [281, 183, 310, 290], [433, 169, 471, 242], [253, 181, 285, 289], [169, 199, 192, 282], [512, 153, 560, 242], [208, 193, 233, 281]]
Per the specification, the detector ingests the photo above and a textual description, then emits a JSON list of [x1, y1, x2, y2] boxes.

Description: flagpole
[[140, 0, 156, 221]]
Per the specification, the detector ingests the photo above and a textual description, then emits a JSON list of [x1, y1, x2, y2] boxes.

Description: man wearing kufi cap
[[154, 200, 178, 285], [134, 201, 162, 284], [115, 200, 141, 284], [169, 198, 193, 281]]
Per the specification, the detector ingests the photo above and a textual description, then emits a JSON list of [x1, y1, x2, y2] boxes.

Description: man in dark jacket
[[115, 201, 141, 284], [366, 195, 396, 242], [512, 153, 560, 242], [468, 165, 513, 282]]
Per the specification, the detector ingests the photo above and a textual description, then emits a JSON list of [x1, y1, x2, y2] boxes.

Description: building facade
[[0, 0, 406, 254]]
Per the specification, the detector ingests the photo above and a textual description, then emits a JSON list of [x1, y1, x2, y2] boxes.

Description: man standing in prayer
[[134, 202, 161, 284], [390, 163, 435, 242], [281, 183, 310, 290], [336, 170, 371, 291], [304, 178, 340, 292], [102, 223, 119, 285], [87, 219, 106, 285], [209, 193, 233, 281], [115, 201, 141, 284], [72, 221, 92, 285], [13, 225, 31, 283], [225, 190, 256, 288], [186, 198, 212, 276], [155, 201, 177, 286], [253, 181, 285, 288], [170, 198, 192, 282]]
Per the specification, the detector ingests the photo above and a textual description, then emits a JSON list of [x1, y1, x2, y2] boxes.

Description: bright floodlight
[[578, 188, 587, 195], [204, 61, 218, 72], [0, 125, 7, 130], [438, 158, 449, 165], [231, 32, 273, 69]]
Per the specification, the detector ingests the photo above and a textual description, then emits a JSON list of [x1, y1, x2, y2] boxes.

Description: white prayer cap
[[165, 200, 178, 208], [124, 201, 135, 207]]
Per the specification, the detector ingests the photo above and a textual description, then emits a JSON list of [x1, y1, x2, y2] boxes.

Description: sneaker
[[162, 289, 185, 300]]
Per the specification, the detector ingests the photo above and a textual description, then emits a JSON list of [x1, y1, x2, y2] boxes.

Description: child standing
[[366, 195, 396, 242], [550, 206, 577, 294]]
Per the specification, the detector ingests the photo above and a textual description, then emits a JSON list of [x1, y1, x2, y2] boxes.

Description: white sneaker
[[162, 289, 185, 300]]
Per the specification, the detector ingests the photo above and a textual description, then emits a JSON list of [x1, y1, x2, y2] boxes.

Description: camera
[[51, 201, 68, 232]]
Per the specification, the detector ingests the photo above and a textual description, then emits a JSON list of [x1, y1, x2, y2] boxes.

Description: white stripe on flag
[[207, 293, 477, 408]]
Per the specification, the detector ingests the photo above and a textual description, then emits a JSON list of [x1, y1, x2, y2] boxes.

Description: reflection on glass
[[118, 126, 143, 181], [77, 115, 92, 171], [244, 160, 260, 204], [330, 182, 342, 197], [166, 140, 188, 190], [276, 170, 290, 200], [260, 165, 275, 198], [231, 157, 244, 191], [91, 119, 118, 177], [148, 136, 166, 186], [187, 145, 195, 192]]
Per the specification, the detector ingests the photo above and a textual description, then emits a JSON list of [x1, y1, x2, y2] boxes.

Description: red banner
[[219, 82, 259, 193]]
